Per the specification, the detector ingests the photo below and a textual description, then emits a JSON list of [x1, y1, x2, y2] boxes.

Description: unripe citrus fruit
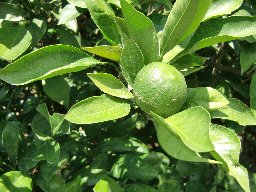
[[133, 62, 187, 118]]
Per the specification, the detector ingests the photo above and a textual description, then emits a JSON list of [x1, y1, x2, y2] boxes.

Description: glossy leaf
[[204, 0, 243, 21], [94, 176, 124, 192], [185, 87, 229, 111], [0, 171, 32, 192], [88, 73, 133, 99], [211, 98, 256, 125], [251, 73, 256, 116], [160, 0, 212, 57], [65, 94, 130, 124], [82, 46, 121, 61], [210, 124, 250, 192], [151, 112, 215, 163], [186, 16, 256, 54], [120, 0, 158, 64], [2, 121, 20, 161], [85, 0, 120, 45], [0, 45, 101, 85], [240, 43, 256, 74], [0, 26, 32, 60], [166, 107, 214, 152], [120, 39, 144, 85], [42, 76, 70, 107]]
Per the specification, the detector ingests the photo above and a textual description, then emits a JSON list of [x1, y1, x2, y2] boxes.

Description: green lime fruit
[[133, 62, 187, 118]]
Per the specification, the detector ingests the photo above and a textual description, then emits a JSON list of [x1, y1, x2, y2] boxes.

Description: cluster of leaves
[[1, 0, 256, 191]]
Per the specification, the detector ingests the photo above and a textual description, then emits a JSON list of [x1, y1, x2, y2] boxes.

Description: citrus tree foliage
[[0, 0, 256, 191]]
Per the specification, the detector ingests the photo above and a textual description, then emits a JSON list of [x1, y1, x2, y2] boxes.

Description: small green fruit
[[133, 62, 187, 117]]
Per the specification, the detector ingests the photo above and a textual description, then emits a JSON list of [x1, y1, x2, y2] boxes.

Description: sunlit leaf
[[0, 26, 32, 60], [185, 87, 229, 111], [160, 0, 212, 57], [120, 0, 158, 64], [120, 39, 144, 85], [0, 171, 32, 192], [204, 0, 243, 21], [211, 98, 256, 125], [83, 46, 121, 61], [88, 73, 133, 99], [65, 95, 130, 124], [166, 107, 214, 152], [0, 45, 101, 85], [210, 124, 250, 192]]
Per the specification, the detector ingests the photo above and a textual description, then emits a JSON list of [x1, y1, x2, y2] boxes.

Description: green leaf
[[36, 103, 50, 121], [36, 173, 65, 192], [172, 54, 206, 76], [35, 139, 60, 164], [97, 137, 149, 153], [58, 27, 81, 47], [65, 94, 130, 124], [0, 3, 27, 22], [56, 177, 82, 192], [160, 0, 212, 57], [0, 26, 32, 60], [204, 0, 243, 21], [125, 184, 158, 192], [18, 145, 40, 172], [165, 107, 214, 152], [0, 45, 101, 85], [159, 180, 181, 192], [0, 87, 8, 101], [51, 113, 70, 135], [85, 0, 120, 45], [151, 112, 215, 163], [111, 153, 166, 181], [240, 43, 256, 74], [88, 73, 133, 99], [42, 76, 70, 107], [251, 73, 256, 115], [186, 16, 256, 54], [94, 176, 124, 192], [2, 121, 20, 161], [34, 104, 70, 137], [211, 98, 256, 125], [82, 46, 121, 61], [120, 39, 144, 85], [0, 171, 32, 192], [31, 114, 52, 140], [210, 124, 250, 192], [120, 0, 158, 64], [185, 87, 229, 111], [27, 18, 47, 47], [58, 4, 80, 32]]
